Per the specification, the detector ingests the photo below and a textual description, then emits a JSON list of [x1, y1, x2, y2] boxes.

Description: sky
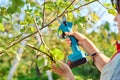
[[0, 0, 9, 7]]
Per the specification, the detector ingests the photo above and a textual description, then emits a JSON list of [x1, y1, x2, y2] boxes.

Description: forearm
[[93, 52, 110, 71], [81, 38, 100, 55], [81, 38, 110, 71], [66, 76, 75, 80], [65, 72, 75, 80]]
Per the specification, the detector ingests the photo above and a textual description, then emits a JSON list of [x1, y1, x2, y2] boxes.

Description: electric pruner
[[58, 17, 87, 68]]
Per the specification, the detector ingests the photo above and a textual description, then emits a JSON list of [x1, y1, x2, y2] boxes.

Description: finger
[[66, 39, 71, 43], [67, 42, 71, 46], [67, 43, 71, 46], [65, 32, 80, 40], [65, 38, 71, 42], [65, 32, 74, 36], [65, 41, 71, 46]]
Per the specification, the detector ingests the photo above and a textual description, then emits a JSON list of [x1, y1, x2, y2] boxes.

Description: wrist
[[90, 52, 101, 66], [81, 38, 100, 55], [66, 75, 75, 80], [65, 72, 75, 80], [90, 52, 110, 71]]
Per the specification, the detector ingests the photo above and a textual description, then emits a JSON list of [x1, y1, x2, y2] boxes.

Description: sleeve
[[100, 53, 120, 80], [110, 56, 120, 80]]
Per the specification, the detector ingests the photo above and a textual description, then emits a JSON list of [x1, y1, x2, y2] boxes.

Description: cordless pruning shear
[[58, 16, 87, 68]]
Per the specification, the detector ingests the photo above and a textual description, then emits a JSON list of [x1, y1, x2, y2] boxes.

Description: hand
[[52, 61, 75, 80], [65, 32, 88, 46], [65, 32, 100, 55]]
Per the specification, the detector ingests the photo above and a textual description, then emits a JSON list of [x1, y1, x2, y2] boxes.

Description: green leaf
[[34, 10, 40, 16], [104, 3, 111, 7], [51, 48, 64, 61], [42, 66, 51, 71], [30, 2, 36, 7], [67, 13, 73, 21], [30, 27, 35, 32], [0, 16, 2, 22], [104, 22, 110, 31], [20, 27, 25, 33], [20, 21, 28, 25], [91, 12, 100, 21], [40, 45, 46, 52], [64, 0, 67, 2], [78, 16, 87, 23], [0, 23, 5, 32], [108, 9, 116, 15], [37, 57, 45, 68], [74, 16, 87, 25]]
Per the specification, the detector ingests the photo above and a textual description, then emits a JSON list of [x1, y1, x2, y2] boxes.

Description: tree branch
[[26, 43, 55, 62], [33, 18, 53, 58], [97, 0, 109, 9], [66, 0, 97, 13], [44, 0, 76, 27], [42, 0, 45, 27], [0, 31, 37, 56]]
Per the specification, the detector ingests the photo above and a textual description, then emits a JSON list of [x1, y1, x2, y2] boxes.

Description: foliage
[[0, 0, 118, 80]]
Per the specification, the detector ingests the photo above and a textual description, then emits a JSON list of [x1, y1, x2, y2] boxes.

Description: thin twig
[[66, 0, 97, 13], [33, 17, 55, 62], [59, 0, 76, 17], [97, 0, 109, 9], [0, 31, 37, 56], [44, 0, 76, 27], [26, 43, 55, 61], [9, 25, 31, 47], [33, 18, 52, 54], [33, 18, 43, 43], [42, 0, 45, 27]]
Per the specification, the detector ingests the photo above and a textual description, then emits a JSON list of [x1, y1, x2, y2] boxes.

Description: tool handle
[[69, 36, 80, 52]]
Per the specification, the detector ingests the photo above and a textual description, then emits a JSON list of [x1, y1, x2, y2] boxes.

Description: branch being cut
[[26, 43, 55, 62], [33, 18, 53, 57]]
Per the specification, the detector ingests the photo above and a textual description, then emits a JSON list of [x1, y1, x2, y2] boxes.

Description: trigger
[[62, 32, 65, 38]]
